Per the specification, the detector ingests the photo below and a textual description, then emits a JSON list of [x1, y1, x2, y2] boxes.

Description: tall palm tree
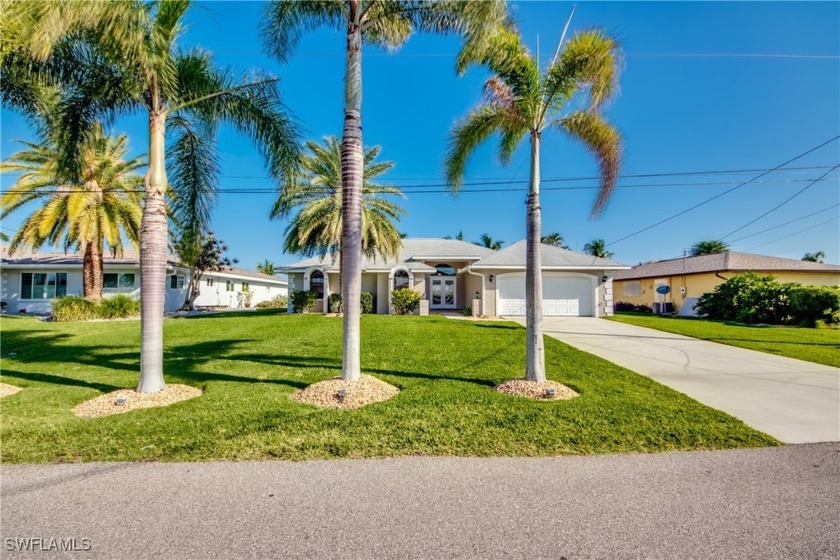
[[263, 0, 508, 381], [1, 124, 144, 300], [271, 136, 405, 268], [541, 232, 569, 248], [5, 1, 300, 392], [476, 233, 503, 250], [690, 240, 729, 257], [582, 238, 613, 259], [446, 29, 622, 383]]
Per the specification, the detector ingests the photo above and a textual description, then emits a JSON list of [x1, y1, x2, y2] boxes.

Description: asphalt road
[[2, 444, 838, 559]]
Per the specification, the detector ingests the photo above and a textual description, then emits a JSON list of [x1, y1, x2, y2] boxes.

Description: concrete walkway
[[512, 317, 840, 443], [2, 445, 838, 559]]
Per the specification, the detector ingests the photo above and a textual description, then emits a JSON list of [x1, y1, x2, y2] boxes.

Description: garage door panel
[[497, 273, 592, 317]]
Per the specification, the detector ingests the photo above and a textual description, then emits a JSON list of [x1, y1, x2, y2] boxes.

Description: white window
[[206, 278, 214, 287], [226, 280, 235, 292], [622, 281, 642, 297], [241, 282, 250, 293], [169, 275, 185, 289], [394, 269, 410, 290], [21, 272, 67, 299], [103, 273, 135, 290]]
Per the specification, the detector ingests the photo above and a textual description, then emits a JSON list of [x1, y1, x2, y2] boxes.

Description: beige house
[[613, 251, 840, 315], [281, 238, 628, 317]]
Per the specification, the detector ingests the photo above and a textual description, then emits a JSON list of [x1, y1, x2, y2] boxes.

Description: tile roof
[[470, 240, 629, 270], [613, 251, 840, 280], [280, 238, 495, 272]]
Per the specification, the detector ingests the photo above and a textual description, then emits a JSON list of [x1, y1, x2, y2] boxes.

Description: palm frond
[[261, 0, 346, 63], [445, 104, 512, 190]]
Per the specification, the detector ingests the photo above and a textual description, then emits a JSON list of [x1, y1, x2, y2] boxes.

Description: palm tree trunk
[[525, 131, 546, 382], [137, 111, 168, 393], [340, 14, 364, 382], [82, 242, 103, 300]]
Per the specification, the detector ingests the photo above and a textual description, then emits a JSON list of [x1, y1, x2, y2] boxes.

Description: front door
[[430, 277, 457, 309]]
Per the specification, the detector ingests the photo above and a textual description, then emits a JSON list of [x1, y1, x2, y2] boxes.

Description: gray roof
[[1, 245, 285, 284], [613, 251, 840, 281], [470, 240, 629, 270], [280, 238, 496, 273]]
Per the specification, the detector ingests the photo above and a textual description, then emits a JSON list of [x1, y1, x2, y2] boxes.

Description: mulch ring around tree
[[291, 374, 399, 409], [495, 379, 579, 401], [0, 383, 23, 398], [72, 384, 203, 418]]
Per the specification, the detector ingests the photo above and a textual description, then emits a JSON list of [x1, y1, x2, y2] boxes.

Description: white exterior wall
[[1, 267, 84, 314]]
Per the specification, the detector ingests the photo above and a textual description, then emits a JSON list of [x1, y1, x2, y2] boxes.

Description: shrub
[[788, 285, 840, 327], [98, 295, 140, 319], [328, 293, 343, 313], [614, 301, 652, 313], [255, 294, 288, 309], [461, 305, 472, 316], [290, 290, 317, 313], [360, 291, 374, 314], [391, 288, 421, 315], [696, 273, 794, 324], [52, 296, 99, 322], [52, 295, 139, 322]]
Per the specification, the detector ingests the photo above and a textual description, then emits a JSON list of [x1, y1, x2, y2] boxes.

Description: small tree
[[174, 232, 236, 311], [391, 288, 421, 315], [583, 238, 614, 258], [257, 259, 277, 275], [690, 240, 729, 256], [802, 251, 825, 263], [541, 232, 569, 249], [476, 233, 503, 250]]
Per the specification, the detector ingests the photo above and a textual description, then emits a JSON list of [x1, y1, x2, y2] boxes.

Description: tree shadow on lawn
[[705, 337, 839, 348]]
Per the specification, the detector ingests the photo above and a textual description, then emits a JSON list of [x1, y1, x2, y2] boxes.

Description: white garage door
[[497, 273, 594, 317]]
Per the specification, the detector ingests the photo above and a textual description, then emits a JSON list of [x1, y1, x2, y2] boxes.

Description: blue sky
[[2, 1, 839, 269]]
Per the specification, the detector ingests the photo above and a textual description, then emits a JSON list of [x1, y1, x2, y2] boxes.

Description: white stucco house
[[281, 238, 628, 317], [0, 246, 287, 314]]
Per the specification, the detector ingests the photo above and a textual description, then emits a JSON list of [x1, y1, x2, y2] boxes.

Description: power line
[[742, 216, 839, 252], [604, 136, 840, 247], [727, 204, 840, 244], [721, 165, 840, 239], [2, 176, 837, 196], [210, 50, 840, 60]]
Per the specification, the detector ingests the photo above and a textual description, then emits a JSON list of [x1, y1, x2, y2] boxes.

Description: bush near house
[[614, 301, 653, 313], [255, 294, 288, 309], [52, 295, 140, 322], [290, 290, 317, 313], [361, 291, 374, 314], [328, 293, 343, 313], [391, 287, 421, 315], [695, 272, 840, 327]]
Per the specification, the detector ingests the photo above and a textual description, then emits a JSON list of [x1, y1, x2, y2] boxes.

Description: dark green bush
[[391, 288, 421, 315], [360, 291, 374, 314], [52, 296, 99, 322], [255, 294, 288, 309], [290, 290, 317, 313], [788, 285, 840, 326], [98, 295, 140, 319], [328, 293, 343, 313], [52, 295, 139, 322]]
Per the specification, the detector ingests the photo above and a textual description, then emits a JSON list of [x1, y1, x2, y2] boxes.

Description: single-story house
[[0, 246, 287, 314], [280, 238, 629, 317], [613, 251, 840, 314]]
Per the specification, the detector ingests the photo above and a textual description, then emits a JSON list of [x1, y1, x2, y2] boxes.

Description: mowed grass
[[1, 311, 776, 463], [610, 312, 840, 368]]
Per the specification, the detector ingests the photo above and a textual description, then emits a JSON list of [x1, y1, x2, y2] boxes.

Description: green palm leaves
[[272, 136, 404, 261]]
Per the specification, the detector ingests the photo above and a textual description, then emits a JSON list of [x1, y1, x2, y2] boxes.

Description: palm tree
[[271, 136, 405, 268], [541, 232, 569, 248], [446, 28, 622, 383], [690, 240, 729, 257], [1, 124, 144, 300], [5, 1, 300, 392], [476, 233, 503, 250], [582, 238, 614, 259], [263, 0, 508, 381], [257, 260, 277, 275], [802, 251, 825, 263]]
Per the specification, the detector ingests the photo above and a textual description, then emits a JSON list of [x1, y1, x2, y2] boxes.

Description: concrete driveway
[[510, 317, 839, 443]]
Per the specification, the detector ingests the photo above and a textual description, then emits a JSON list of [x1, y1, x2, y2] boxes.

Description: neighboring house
[[0, 246, 287, 314], [281, 238, 628, 317], [613, 251, 840, 315]]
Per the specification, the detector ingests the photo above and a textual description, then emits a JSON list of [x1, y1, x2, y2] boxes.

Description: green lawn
[[1, 311, 776, 463], [610, 313, 840, 368]]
